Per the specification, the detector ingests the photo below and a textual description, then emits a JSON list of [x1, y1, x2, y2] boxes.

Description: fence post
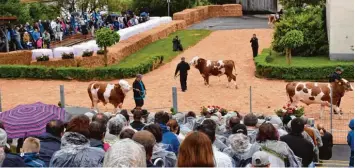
[[60, 85, 65, 108], [172, 87, 178, 113], [250, 86, 252, 113], [0, 88, 2, 112], [330, 86, 333, 134]]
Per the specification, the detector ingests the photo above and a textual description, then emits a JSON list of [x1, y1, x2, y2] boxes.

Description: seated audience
[[132, 131, 157, 167], [197, 120, 233, 167], [256, 123, 301, 167], [119, 128, 136, 139], [244, 113, 258, 144], [38, 120, 65, 166], [155, 111, 180, 155], [21, 137, 45, 167], [177, 132, 215, 167], [103, 139, 146, 167], [317, 124, 333, 160], [49, 115, 104, 167], [1, 128, 26, 167], [89, 121, 106, 150], [130, 110, 145, 131], [280, 118, 314, 167], [144, 124, 177, 167], [250, 151, 271, 168]]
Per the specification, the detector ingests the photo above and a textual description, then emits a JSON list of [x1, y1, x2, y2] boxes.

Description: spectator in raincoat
[[347, 119, 354, 167], [317, 124, 333, 160], [105, 116, 126, 147], [144, 124, 177, 167], [154, 111, 180, 155], [244, 113, 259, 144], [256, 123, 301, 167], [38, 120, 65, 166], [49, 115, 104, 167], [103, 138, 146, 167]]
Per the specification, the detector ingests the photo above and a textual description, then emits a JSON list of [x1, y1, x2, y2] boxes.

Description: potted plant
[[36, 54, 50, 62], [62, 52, 75, 59]]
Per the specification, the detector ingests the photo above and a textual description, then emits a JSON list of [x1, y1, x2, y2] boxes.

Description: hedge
[[254, 49, 354, 81], [0, 56, 163, 80]]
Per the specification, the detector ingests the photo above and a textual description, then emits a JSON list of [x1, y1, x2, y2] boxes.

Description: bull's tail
[[286, 83, 293, 103], [88, 83, 95, 108], [232, 61, 237, 76]]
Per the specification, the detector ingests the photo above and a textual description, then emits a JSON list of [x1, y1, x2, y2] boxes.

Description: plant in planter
[[96, 49, 107, 55], [275, 103, 304, 118], [36, 54, 50, 62], [170, 107, 177, 115], [82, 50, 94, 57], [96, 28, 120, 66], [62, 52, 75, 59]]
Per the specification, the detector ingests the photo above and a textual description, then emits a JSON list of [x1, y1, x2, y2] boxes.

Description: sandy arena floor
[[0, 29, 353, 116]]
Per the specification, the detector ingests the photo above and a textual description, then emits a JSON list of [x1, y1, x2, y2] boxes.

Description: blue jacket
[[22, 152, 45, 167], [160, 124, 180, 155], [37, 132, 61, 166], [348, 119, 354, 151], [90, 138, 104, 150], [2, 153, 26, 167]]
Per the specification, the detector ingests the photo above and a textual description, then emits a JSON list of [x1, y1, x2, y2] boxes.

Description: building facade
[[326, 0, 354, 61]]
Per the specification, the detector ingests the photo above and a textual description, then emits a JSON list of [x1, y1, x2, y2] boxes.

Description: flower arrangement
[[36, 54, 49, 62], [170, 107, 177, 115], [275, 103, 304, 118]]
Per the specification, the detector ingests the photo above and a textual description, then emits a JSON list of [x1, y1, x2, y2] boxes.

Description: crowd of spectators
[[0, 108, 353, 167], [4, 9, 150, 52]]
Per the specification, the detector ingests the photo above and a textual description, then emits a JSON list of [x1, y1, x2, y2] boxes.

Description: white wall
[[327, 0, 354, 60]]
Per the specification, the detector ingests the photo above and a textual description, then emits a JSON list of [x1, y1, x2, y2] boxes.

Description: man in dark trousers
[[329, 67, 344, 112], [250, 34, 259, 58], [133, 74, 146, 108], [174, 57, 190, 92]]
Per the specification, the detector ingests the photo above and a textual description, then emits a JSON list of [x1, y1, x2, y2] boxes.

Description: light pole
[[167, 0, 171, 16]]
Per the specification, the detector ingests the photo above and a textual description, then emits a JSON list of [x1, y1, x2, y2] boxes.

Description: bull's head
[[118, 80, 131, 93], [336, 79, 353, 91], [189, 56, 200, 66]]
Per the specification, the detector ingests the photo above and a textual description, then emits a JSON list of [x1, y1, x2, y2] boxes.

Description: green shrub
[[255, 49, 354, 81], [62, 52, 74, 59], [0, 55, 163, 80], [36, 55, 50, 62], [132, 0, 196, 16], [82, 50, 94, 57], [265, 55, 274, 63], [272, 6, 328, 56], [279, 0, 325, 9]]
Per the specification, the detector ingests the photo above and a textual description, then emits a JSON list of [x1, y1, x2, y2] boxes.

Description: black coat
[[133, 80, 146, 99], [329, 72, 341, 82], [319, 131, 333, 160], [250, 37, 259, 48], [280, 134, 314, 167], [37, 133, 62, 166], [175, 61, 190, 76]]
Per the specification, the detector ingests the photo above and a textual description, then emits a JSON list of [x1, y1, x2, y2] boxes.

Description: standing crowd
[[0, 108, 352, 167], [5, 9, 150, 52]]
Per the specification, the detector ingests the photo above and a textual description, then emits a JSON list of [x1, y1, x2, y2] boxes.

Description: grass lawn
[[113, 30, 211, 68], [257, 49, 354, 67]]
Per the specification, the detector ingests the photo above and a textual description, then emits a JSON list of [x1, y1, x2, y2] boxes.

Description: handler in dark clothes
[[250, 34, 259, 58], [133, 74, 146, 108], [329, 67, 344, 112], [174, 57, 190, 92]]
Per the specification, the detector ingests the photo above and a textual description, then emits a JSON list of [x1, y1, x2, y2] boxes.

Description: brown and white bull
[[88, 80, 131, 113], [286, 79, 353, 118], [189, 56, 238, 89]]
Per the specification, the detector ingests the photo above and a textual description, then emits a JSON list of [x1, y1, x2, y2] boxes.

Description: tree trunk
[[104, 46, 108, 67], [285, 48, 292, 65]]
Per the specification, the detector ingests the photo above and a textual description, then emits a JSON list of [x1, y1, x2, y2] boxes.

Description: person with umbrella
[[133, 74, 146, 108]]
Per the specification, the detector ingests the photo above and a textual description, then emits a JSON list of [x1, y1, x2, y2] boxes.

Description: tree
[[279, 0, 325, 9], [95, 28, 120, 66], [279, 30, 304, 65], [272, 6, 328, 56]]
